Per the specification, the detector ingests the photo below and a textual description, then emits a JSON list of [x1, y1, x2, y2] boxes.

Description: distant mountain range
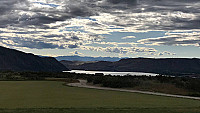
[[55, 56, 124, 61], [0, 46, 68, 72], [61, 58, 200, 75], [2, 45, 200, 75], [60, 60, 98, 70]]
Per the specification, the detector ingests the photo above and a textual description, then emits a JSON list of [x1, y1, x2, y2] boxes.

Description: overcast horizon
[[1, 0, 200, 58]]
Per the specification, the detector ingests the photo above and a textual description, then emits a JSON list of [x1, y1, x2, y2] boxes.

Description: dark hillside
[[0, 46, 68, 72], [113, 58, 200, 74], [61, 58, 200, 75]]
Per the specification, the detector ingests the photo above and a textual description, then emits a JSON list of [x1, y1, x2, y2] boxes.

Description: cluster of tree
[[0, 71, 90, 81], [87, 75, 200, 94], [0, 71, 200, 96]]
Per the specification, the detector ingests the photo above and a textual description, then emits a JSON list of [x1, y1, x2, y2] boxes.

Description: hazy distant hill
[[61, 58, 200, 75], [0, 46, 68, 72], [60, 60, 98, 70], [55, 55, 123, 61]]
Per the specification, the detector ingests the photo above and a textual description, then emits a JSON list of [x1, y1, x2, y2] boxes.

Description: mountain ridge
[[0, 46, 68, 72], [61, 58, 200, 75]]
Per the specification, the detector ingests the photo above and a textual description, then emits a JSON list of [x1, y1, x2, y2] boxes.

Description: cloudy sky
[[0, 0, 200, 58]]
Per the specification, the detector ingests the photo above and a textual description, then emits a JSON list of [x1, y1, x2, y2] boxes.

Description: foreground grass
[[0, 81, 199, 113], [0, 108, 200, 113]]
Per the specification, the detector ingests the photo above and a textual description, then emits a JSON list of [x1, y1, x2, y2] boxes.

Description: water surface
[[64, 70, 158, 76]]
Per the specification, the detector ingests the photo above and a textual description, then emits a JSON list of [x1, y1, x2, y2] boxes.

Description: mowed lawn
[[0, 81, 199, 113]]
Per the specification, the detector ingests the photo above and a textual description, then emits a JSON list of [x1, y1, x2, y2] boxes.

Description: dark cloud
[[68, 44, 79, 48], [107, 0, 137, 5], [71, 36, 79, 40], [13, 31, 42, 34], [1, 0, 200, 30], [0, 0, 28, 15], [0, 37, 65, 49], [67, 5, 94, 17], [138, 32, 200, 46], [141, 36, 179, 46], [0, 0, 95, 28], [0, 0, 31, 28], [1, 0, 200, 51], [17, 41, 65, 49], [43, 35, 65, 38], [171, 18, 200, 30]]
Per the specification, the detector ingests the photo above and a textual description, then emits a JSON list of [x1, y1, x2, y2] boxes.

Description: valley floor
[[67, 80, 200, 100], [0, 81, 199, 113]]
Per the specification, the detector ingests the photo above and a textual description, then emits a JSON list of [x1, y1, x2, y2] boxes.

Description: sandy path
[[67, 80, 200, 100]]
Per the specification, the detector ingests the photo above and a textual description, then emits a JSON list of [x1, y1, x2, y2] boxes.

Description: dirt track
[[67, 80, 200, 100]]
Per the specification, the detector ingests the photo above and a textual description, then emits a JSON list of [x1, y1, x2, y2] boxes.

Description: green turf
[[0, 108, 200, 113], [0, 81, 199, 113]]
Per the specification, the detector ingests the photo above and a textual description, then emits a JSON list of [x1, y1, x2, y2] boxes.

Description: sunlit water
[[64, 70, 158, 76]]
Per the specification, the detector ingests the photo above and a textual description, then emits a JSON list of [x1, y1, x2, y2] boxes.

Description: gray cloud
[[1, 0, 200, 30], [0, 0, 29, 15], [138, 32, 200, 46], [0, 0, 30, 28], [0, 0, 95, 28], [68, 44, 79, 48], [0, 0, 200, 54], [107, 0, 137, 5], [0, 37, 65, 49]]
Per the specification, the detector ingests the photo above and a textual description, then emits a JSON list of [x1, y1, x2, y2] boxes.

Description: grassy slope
[[0, 81, 199, 113]]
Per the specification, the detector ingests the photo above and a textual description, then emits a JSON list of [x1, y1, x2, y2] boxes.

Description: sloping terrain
[[0, 46, 68, 72], [60, 60, 98, 70], [61, 58, 200, 75]]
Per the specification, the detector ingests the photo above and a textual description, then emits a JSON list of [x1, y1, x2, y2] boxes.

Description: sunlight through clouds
[[0, 0, 200, 57]]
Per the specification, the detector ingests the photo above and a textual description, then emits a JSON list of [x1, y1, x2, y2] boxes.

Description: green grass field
[[0, 81, 199, 113]]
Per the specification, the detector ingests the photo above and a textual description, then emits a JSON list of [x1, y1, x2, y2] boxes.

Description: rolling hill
[[61, 58, 200, 75], [0, 46, 68, 72]]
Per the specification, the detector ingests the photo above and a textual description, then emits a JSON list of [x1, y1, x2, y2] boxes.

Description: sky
[[0, 0, 200, 58]]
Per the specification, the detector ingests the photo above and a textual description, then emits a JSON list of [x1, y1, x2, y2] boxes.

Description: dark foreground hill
[[61, 58, 200, 75], [0, 46, 68, 72]]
